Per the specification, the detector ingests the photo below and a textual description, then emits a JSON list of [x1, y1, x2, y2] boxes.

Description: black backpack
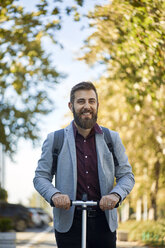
[[51, 127, 119, 175]]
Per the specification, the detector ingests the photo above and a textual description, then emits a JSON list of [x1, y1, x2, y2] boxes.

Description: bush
[[0, 187, 8, 201], [0, 218, 13, 232], [118, 220, 165, 247]]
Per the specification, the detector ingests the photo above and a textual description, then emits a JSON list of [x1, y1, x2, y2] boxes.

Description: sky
[[5, 0, 108, 205]]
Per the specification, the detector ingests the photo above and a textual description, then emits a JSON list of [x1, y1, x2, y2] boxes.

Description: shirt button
[[85, 155, 88, 158], [87, 186, 90, 189], [84, 140, 86, 143], [86, 171, 88, 174]]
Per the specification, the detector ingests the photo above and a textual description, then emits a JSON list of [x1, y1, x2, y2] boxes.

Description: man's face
[[69, 89, 99, 129]]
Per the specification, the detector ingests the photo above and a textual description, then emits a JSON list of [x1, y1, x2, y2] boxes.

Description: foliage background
[[78, 0, 165, 221], [0, 0, 64, 156]]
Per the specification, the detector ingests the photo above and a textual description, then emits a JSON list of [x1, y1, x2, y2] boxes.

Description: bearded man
[[33, 81, 135, 248]]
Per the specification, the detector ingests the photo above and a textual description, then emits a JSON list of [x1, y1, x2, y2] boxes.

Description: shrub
[[0, 187, 8, 201], [0, 218, 13, 232], [118, 220, 165, 247]]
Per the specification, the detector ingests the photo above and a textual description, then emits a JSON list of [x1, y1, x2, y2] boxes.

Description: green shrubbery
[[0, 187, 8, 202], [118, 220, 165, 247], [0, 218, 13, 232]]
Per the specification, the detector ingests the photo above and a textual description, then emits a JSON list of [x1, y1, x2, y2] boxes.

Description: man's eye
[[78, 100, 85, 104], [89, 100, 96, 104]]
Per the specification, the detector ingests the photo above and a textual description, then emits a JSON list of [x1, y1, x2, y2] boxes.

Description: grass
[[118, 219, 165, 247]]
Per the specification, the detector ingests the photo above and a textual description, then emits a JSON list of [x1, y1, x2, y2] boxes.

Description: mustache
[[80, 109, 93, 114]]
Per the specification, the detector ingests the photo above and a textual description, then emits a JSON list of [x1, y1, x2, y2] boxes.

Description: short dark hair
[[70, 81, 98, 104]]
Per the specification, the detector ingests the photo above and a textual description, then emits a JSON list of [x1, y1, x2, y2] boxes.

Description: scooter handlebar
[[70, 200, 99, 207]]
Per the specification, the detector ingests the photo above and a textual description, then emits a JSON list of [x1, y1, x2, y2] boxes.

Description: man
[[33, 81, 135, 248]]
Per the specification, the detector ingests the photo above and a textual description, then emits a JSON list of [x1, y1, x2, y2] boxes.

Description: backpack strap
[[101, 127, 119, 166], [51, 129, 64, 175]]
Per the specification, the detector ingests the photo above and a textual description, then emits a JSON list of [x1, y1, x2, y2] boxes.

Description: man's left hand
[[99, 194, 120, 211]]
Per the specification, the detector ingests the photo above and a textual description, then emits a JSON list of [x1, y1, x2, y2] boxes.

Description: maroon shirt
[[73, 122, 103, 201]]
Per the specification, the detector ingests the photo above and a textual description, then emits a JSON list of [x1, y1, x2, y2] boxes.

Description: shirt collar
[[72, 121, 103, 137]]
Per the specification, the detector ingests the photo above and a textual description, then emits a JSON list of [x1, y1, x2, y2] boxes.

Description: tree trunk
[[150, 160, 160, 220]]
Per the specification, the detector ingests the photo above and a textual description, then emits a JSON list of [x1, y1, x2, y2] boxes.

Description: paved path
[[16, 226, 150, 248], [117, 241, 149, 248]]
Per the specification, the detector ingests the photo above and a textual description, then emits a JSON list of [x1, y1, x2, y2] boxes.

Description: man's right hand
[[51, 193, 71, 210]]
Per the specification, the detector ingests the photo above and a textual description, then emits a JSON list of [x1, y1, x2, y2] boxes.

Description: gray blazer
[[33, 122, 135, 232]]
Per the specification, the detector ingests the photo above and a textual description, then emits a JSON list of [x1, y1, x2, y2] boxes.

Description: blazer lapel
[[95, 133, 107, 196], [95, 132, 114, 196], [65, 123, 77, 197]]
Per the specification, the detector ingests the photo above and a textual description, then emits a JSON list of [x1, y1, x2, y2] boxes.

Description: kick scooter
[[71, 194, 99, 248]]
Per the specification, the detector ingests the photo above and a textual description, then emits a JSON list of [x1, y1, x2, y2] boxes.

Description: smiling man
[[70, 88, 98, 130], [33, 81, 135, 248]]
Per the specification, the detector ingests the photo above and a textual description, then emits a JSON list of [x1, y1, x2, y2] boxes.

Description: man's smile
[[81, 111, 92, 118]]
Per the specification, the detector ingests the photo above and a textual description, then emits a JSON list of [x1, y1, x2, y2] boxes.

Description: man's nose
[[84, 101, 90, 109]]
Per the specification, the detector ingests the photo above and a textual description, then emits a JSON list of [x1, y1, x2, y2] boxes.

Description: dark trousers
[[55, 209, 116, 248]]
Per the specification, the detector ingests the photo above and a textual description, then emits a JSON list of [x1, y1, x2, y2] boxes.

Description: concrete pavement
[[117, 241, 150, 248], [16, 226, 150, 248]]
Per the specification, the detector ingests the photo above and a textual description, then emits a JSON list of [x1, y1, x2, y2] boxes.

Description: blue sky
[[5, 0, 108, 205]]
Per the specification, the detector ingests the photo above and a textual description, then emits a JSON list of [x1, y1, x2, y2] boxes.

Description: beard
[[73, 106, 98, 129]]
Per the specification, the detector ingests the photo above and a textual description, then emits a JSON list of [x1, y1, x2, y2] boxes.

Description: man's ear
[[68, 102, 73, 112]]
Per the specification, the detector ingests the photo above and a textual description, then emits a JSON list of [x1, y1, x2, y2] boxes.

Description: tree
[[0, 0, 98, 156], [0, 0, 64, 156], [80, 0, 165, 219]]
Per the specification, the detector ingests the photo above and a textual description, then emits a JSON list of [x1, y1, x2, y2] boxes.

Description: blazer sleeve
[[109, 131, 135, 201], [33, 132, 61, 204]]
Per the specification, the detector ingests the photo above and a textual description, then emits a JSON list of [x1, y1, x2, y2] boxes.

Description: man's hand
[[99, 194, 120, 211], [52, 193, 71, 210]]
